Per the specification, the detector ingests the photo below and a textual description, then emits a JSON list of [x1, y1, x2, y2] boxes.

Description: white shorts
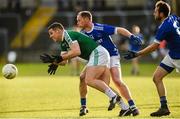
[[161, 54, 180, 73], [87, 46, 110, 67], [110, 56, 120, 68]]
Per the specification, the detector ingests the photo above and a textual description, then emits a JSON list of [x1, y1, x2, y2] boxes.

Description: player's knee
[[80, 74, 85, 81], [85, 78, 90, 84], [85, 77, 93, 86], [153, 73, 162, 84], [104, 78, 110, 85]]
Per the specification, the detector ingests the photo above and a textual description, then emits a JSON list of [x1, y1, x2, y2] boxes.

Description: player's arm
[[137, 21, 167, 56], [123, 42, 159, 60], [116, 27, 132, 37], [57, 51, 68, 66], [102, 24, 142, 45], [116, 27, 143, 45], [61, 41, 81, 60], [137, 42, 159, 56]]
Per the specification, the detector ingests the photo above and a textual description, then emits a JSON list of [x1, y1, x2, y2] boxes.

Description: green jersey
[[60, 30, 98, 60]]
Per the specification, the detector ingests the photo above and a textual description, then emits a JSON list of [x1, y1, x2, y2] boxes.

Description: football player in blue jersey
[[77, 11, 142, 116], [123, 1, 180, 117]]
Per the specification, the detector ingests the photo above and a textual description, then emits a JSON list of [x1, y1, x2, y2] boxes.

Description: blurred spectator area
[[0, 0, 39, 50], [0, 0, 179, 62], [58, 0, 153, 11]]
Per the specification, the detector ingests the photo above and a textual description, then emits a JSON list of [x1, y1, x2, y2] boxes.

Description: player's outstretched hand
[[130, 35, 143, 46], [48, 63, 58, 75], [51, 55, 63, 63], [123, 50, 138, 60], [40, 53, 54, 63]]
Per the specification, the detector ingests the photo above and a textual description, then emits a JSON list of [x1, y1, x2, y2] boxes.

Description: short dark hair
[[48, 22, 64, 30], [156, 1, 171, 17], [78, 11, 92, 20]]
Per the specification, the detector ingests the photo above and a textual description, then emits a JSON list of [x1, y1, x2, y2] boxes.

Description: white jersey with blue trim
[[154, 15, 180, 59], [81, 23, 119, 57]]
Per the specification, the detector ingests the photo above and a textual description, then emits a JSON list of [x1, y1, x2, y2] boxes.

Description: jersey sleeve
[[95, 23, 116, 35], [64, 30, 77, 46]]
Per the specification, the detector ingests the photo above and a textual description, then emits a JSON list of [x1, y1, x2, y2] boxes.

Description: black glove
[[40, 53, 63, 63], [129, 35, 143, 46], [48, 63, 58, 75], [123, 50, 138, 60], [40, 53, 54, 63], [51, 55, 63, 63]]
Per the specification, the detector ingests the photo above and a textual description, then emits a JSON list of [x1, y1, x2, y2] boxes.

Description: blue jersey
[[155, 15, 180, 59], [81, 23, 119, 57]]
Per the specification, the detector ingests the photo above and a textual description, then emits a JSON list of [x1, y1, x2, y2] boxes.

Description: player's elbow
[[77, 50, 81, 56], [74, 49, 81, 56]]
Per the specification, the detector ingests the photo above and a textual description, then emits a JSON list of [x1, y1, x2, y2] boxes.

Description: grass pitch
[[0, 63, 180, 118]]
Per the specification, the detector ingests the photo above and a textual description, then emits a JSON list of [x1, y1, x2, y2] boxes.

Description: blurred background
[[0, 0, 179, 64]]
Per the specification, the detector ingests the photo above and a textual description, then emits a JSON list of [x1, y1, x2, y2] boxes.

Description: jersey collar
[[61, 30, 66, 41]]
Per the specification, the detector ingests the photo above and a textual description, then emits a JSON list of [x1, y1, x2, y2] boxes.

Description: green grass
[[1, 62, 179, 77], [0, 63, 180, 118]]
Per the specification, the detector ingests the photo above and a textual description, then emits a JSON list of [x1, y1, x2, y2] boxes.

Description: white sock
[[117, 99, 129, 110], [105, 88, 116, 99]]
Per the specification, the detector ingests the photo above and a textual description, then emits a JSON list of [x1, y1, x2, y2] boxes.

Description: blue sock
[[128, 100, 135, 108], [160, 96, 167, 108], [81, 98, 86, 107]]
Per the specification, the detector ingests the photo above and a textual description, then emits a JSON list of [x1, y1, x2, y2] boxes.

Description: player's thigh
[[153, 55, 175, 80], [162, 54, 180, 73], [153, 66, 169, 80], [109, 56, 123, 81], [85, 66, 106, 81], [87, 46, 110, 68], [99, 67, 110, 85], [110, 56, 120, 68], [154, 58, 180, 81], [158, 54, 175, 74], [85, 46, 110, 81]]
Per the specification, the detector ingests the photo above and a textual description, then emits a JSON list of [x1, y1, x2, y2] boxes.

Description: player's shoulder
[[94, 23, 114, 31], [163, 15, 178, 25], [168, 15, 178, 21], [93, 23, 104, 31], [158, 17, 170, 30], [160, 15, 178, 30], [94, 23, 112, 27], [66, 30, 82, 36], [66, 30, 76, 34]]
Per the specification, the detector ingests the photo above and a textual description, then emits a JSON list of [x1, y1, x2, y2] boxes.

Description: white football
[[2, 64, 18, 79]]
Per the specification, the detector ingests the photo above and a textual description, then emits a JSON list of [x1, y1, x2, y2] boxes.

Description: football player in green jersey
[[40, 22, 125, 116]]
